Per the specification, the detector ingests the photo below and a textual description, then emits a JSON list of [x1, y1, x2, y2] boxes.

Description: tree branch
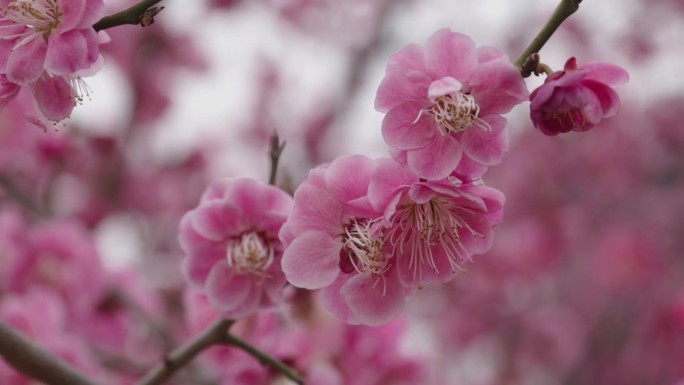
[[0, 174, 49, 218], [514, 0, 582, 74], [268, 132, 286, 186], [221, 333, 304, 385], [0, 321, 101, 385], [135, 318, 233, 385], [93, 0, 165, 32]]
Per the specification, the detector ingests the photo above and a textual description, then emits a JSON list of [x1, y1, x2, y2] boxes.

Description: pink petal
[[461, 114, 508, 166], [324, 154, 376, 204], [190, 201, 243, 242], [470, 59, 529, 114], [181, 249, 223, 289], [381, 101, 435, 150], [57, 0, 87, 31], [205, 262, 258, 317], [385, 43, 425, 74], [45, 30, 91, 75], [580, 62, 629, 85], [375, 70, 432, 113], [341, 269, 406, 326], [367, 158, 416, 212], [320, 274, 359, 324], [31, 74, 74, 121], [583, 79, 621, 118], [424, 29, 477, 81], [288, 183, 342, 237], [281, 231, 341, 289], [427, 76, 462, 100], [406, 135, 463, 180], [6, 37, 47, 84], [76, 0, 105, 28], [477, 45, 508, 63]]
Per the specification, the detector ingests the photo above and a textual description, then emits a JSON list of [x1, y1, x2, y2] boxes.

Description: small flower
[[368, 159, 504, 288], [375, 28, 528, 180], [280, 154, 411, 326], [179, 177, 292, 319], [529, 57, 629, 135]]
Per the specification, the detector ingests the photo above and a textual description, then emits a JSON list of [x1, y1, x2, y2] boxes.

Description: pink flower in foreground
[[0, 0, 104, 84], [375, 28, 528, 180], [530, 57, 629, 135], [280, 155, 411, 326], [368, 158, 504, 288], [180, 177, 292, 319]]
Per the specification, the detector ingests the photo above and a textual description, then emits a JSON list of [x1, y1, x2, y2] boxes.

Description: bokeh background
[[2, 0, 684, 384]]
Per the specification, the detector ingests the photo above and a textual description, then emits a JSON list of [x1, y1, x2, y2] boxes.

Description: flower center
[[339, 218, 389, 276], [226, 231, 274, 275], [0, 0, 61, 42], [428, 93, 488, 135], [387, 199, 483, 281]]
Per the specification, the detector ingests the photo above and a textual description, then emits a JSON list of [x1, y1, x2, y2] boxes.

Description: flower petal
[[382, 101, 435, 151], [406, 135, 462, 180], [461, 114, 508, 166], [281, 231, 341, 289]]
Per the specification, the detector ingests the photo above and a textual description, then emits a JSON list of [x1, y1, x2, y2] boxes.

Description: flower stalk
[[514, 0, 583, 74]]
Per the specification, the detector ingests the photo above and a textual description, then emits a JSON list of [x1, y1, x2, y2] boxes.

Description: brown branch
[[220, 333, 304, 385], [0, 321, 101, 385], [135, 318, 233, 385], [268, 132, 286, 186], [0, 174, 49, 218], [93, 0, 165, 32]]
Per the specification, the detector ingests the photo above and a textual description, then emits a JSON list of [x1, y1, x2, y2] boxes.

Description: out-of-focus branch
[[221, 333, 304, 385], [135, 318, 233, 385], [0, 174, 48, 217], [268, 132, 286, 186], [93, 0, 165, 31], [0, 321, 101, 385], [514, 0, 582, 75]]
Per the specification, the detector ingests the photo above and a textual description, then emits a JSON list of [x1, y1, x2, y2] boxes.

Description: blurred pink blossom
[[179, 177, 292, 319], [529, 57, 629, 135]]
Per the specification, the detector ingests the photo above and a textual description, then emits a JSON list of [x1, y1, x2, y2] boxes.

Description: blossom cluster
[[179, 29, 527, 326], [0, 0, 105, 126]]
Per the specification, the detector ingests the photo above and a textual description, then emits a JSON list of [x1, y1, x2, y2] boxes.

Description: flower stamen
[[226, 231, 274, 277]]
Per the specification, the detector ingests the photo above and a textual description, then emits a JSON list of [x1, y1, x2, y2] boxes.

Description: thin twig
[[513, 0, 583, 74], [0, 174, 49, 217], [93, 0, 165, 31], [268, 132, 285, 186], [0, 321, 101, 385], [135, 318, 233, 385], [221, 333, 304, 385]]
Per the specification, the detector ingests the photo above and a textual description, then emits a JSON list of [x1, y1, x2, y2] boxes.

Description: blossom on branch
[[179, 177, 293, 319], [375, 28, 528, 180], [529, 57, 629, 135], [280, 154, 412, 326]]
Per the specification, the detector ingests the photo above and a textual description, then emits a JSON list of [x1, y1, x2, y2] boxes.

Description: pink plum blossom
[[0, 0, 104, 83], [529, 57, 629, 135], [179, 177, 292, 319], [368, 158, 504, 288], [375, 28, 528, 180], [280, 154, 412, 326]]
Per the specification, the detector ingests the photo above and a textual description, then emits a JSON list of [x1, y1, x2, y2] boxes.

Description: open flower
[[0, 0, 104, 84], [530, 57, 629, 135], [179, 177, 292, 319], [280, 154, 411, 326], [368, 158, 504, 288], [375, 28, 528, 180]]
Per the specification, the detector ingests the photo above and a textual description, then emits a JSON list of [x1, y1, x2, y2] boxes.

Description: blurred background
[[2, 0, 684, 384]]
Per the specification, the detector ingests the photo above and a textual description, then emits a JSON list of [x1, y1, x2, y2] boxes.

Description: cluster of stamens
[[0, 0, 62, 42], [342, 218, 389, 276], [226, 231, 274, 277], [387, 199, 484, 282], [424, 92, 490, 135]]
